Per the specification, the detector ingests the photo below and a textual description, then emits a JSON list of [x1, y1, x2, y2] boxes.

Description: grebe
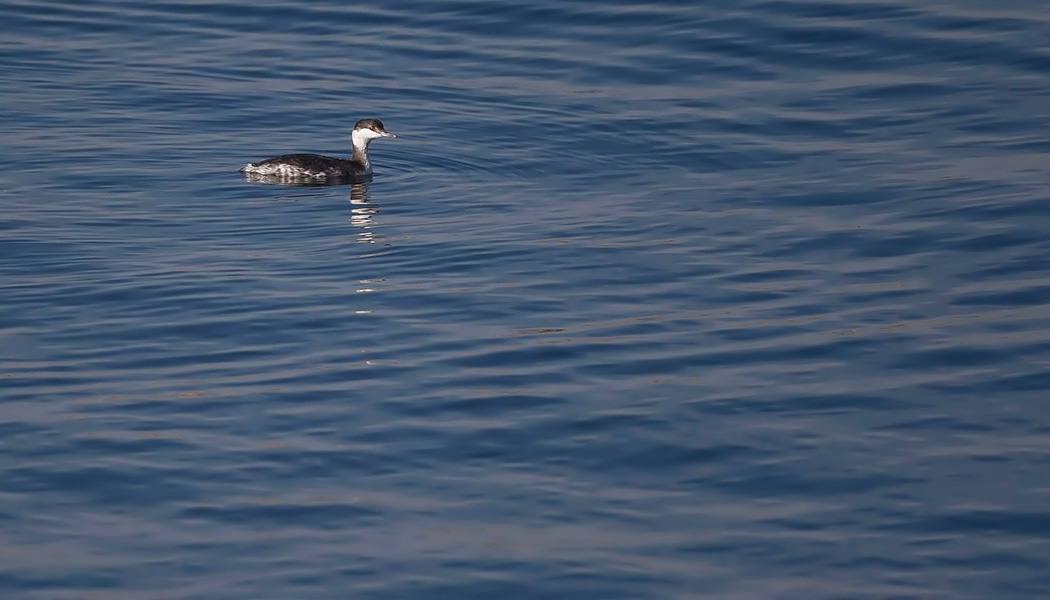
[[240, 118, 396, 180]]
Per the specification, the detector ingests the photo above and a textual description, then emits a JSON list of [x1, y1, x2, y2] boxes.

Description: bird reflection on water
[[347, 182, 380, 244], [242, 174, 382, 245]]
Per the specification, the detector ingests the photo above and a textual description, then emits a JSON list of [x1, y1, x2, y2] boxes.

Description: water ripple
[[4, 0, 1050, 598]]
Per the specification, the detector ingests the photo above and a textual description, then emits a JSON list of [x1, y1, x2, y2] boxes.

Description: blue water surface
[[3, 0, 1050, 598]]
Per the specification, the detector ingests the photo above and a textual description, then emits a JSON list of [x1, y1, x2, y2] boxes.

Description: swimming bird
[[240, 118, 396, 180]]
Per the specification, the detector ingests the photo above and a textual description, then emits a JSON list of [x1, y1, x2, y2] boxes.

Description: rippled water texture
[[3, 0, 1050, 598]]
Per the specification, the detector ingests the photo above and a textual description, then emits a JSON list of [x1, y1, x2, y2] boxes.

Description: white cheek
[[352, 129, 383, 146]]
